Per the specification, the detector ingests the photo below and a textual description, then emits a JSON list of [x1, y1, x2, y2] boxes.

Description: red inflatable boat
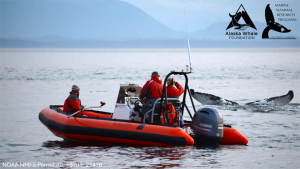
[[39, 71, 248, 146]]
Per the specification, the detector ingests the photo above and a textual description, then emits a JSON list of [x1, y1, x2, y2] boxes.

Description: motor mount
[[191, 107, 223, 146]]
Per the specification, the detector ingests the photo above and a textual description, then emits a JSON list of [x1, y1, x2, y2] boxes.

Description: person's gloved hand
[[80, 105, 86, 111]]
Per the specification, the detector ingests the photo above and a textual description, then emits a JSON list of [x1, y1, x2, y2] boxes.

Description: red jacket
[[167, 82, 184, 98], [140, 75, 163, 103], [63, 91, 83, 114]]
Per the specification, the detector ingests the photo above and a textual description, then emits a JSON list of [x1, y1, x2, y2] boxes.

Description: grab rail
[[143, 98, 180, 124], [143, 109, 153, 124]]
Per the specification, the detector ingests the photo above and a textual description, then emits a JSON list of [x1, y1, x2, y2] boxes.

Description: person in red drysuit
[[166, 78, 184, 98], [140, 71, 163, 104], [63, 85, 85, 114]]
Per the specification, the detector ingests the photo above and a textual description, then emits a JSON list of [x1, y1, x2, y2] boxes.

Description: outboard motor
[[191, 107, 223, 146]]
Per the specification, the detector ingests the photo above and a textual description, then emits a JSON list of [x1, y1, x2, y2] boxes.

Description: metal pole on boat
[[184, 8, 192, 73], [161, 73, 172, 124], [69, 107, 86, 118], [188, 40, 192, 72], [68, 102, 106, 118]]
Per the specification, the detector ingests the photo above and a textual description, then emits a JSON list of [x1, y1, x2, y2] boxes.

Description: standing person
[[63, 85, 85, 115], [166, 78, 184, 98], [140, 71, 163, 104]]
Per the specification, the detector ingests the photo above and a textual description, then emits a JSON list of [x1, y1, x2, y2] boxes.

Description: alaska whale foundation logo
[[225, 4, 258, 39]]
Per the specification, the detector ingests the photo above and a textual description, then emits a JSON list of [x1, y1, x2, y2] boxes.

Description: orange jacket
[[140, 75, 163, 103], [166, 82, 184, 98], [63, 91, 83, 114]]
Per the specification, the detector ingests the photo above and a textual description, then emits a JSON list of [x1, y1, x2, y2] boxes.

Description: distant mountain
[[1, 0, 298, 48], [34, 35, 71, 42], [1, 38, 298, 48], [0, 0, 181, 40], [191, 22, 229, 40]]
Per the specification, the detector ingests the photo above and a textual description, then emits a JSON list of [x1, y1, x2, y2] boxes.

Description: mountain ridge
[[0, 0, 180, 40]]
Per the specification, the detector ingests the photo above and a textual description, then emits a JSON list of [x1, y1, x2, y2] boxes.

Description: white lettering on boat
[[199, 123, 212, 128]]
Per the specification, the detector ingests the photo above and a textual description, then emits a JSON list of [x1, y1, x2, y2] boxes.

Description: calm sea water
[[0, 48, 300, 168]]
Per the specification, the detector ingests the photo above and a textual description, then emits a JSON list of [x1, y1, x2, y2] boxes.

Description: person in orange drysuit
[[63, 85, 85, 114], [166, 78, 184, 98], [140, 71, 163, 104]]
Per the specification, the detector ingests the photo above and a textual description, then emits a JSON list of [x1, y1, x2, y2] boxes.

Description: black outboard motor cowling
[[191, 108, 223, 146]]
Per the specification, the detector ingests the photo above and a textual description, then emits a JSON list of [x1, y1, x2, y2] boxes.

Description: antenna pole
[[184, 8, 192, 72]]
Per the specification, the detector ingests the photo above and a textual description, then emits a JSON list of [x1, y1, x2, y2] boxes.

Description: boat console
[[112, 84, 143, 121]]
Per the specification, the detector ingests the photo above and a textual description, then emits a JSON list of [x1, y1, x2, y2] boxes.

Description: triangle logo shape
[[226, 4, 257, 30]]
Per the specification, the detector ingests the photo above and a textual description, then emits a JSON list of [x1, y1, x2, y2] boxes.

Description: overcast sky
[[121, 0, 300, 32]]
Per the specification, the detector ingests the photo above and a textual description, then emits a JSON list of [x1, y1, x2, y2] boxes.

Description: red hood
[[151, 75, 162, 84]]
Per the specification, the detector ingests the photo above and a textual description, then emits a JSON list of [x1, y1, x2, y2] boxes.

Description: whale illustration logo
[[262, 4, 291, 38], [226, 4, 257, 30]]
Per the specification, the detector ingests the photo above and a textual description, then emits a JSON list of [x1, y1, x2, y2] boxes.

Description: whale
[[190, 89, 239, 106], [245, 90, 294, 106], [190, 89, 294, 107]]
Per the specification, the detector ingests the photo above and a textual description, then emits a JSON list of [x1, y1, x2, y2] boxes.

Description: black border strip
[[39, 113, 187, 145]]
